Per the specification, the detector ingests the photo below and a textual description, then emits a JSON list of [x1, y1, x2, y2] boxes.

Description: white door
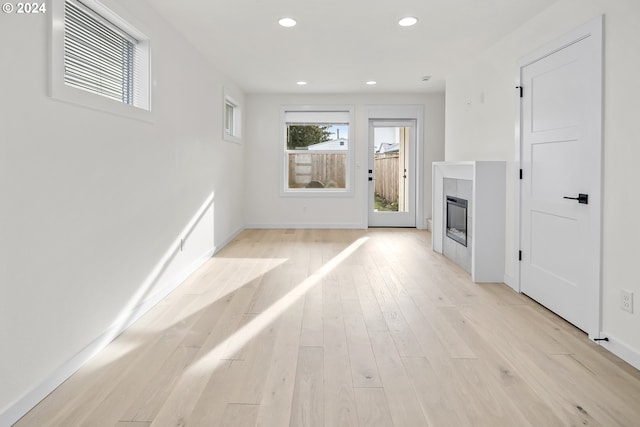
[[368, 120, 416, 227], [519, 17, 602, 336]]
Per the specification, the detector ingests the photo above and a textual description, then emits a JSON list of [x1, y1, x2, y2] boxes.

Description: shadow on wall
[[107, 192, 216, 344], [1, 192, 217, 426]]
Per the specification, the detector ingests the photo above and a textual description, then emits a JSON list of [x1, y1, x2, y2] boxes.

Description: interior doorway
[[517, 17, 603, 338]]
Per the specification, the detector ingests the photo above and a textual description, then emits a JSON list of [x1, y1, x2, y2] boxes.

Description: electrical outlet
[[621, 290, 634, 313]]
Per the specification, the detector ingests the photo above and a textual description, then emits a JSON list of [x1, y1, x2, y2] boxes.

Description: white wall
[[444, 0, 640, 365], [0, 1, 245, 422], [244, 93, 445, 229]]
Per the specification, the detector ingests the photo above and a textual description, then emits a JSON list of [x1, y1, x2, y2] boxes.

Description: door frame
[[368, 119, 417, 227], [513, 16, 603, 339], [365, 105, 425, 229]]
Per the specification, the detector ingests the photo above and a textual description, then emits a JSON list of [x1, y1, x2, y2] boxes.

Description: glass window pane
[[287, 152, 347, 189], [225, 102, 234, 135], [286, 124, 348, 150], [282, 109, 351, 193]]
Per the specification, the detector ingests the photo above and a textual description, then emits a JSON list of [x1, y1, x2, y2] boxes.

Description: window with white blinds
[[53, 0, 150, 114], [64, 0, 136, 105], [281, 106, 354, 195]]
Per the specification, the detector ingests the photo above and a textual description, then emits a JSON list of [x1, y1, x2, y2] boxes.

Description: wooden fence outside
[[374, 152, 399, 203], [288, 152, 399, 196], [289, 152, 347, 188]]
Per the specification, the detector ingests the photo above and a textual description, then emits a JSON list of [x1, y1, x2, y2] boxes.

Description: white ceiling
[[144, 0, 559, 94]]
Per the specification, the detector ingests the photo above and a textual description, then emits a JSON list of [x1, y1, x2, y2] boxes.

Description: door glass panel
[[373, 126, 409, 212]]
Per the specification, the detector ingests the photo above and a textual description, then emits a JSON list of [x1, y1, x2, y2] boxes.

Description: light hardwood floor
[[15, 229, 640, 426]]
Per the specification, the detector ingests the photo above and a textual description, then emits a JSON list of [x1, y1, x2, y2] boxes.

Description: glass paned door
[[368, 120, 416, 227]]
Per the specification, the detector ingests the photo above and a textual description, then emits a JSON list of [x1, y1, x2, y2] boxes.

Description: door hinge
[[519, 169, 523, 180], [518, 250, 522, 261], [516, 86, 523, 98]]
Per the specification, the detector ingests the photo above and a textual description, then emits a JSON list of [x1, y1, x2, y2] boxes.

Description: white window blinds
[[64, 0, 136, 105], [284, 110, 350, 125]]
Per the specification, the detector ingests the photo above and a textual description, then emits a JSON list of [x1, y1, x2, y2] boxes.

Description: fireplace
[[446, 196, 468, 247], [433, 162, 506, 282]]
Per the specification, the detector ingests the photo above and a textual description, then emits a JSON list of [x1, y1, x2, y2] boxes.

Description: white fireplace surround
[[432, 161, 506, 282]]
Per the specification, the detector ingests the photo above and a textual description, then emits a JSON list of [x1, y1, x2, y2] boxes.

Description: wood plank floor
[[15, 229, 640, 426]]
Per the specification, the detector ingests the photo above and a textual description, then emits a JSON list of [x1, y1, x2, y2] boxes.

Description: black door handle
[[563, 193, 589, 204]]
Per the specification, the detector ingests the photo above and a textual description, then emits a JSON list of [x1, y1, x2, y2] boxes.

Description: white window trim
[[280, 105, 355, 197], [223, 91, 242, 143], [49, 0, 152, 121]]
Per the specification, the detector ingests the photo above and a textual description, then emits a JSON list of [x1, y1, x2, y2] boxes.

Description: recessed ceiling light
[[296, 81, 307, 85], [278, 17, 297, 27], [398, 17, 418, 27], [366, 81, 377, 85]]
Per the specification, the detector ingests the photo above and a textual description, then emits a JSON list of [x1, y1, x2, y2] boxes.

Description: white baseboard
[[0, 330, 108, 427], [598, 334, 640, 371], [244, 223, 367, 230], [0, 236, 235, 426]]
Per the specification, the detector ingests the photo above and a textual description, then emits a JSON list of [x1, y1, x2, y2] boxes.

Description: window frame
[[50, 0, 152, 121], [280, 105, 355, 197], [223, 92, 242, 143]]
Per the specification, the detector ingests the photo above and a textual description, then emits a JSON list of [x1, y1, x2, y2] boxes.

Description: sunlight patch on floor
[[187, 236, 369, 375], [173, 257, 290, 323], [80, 339, 142, 371]]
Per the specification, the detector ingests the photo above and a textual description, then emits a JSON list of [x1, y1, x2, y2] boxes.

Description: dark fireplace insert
[[446, 196, 468, 247]]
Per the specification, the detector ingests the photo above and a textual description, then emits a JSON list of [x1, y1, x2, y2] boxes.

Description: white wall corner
[[503, 273, 518, 291], [213, 225, 246, 255]]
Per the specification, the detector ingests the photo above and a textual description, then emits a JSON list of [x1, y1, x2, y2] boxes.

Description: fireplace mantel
[[432, 161, 506, 283]]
